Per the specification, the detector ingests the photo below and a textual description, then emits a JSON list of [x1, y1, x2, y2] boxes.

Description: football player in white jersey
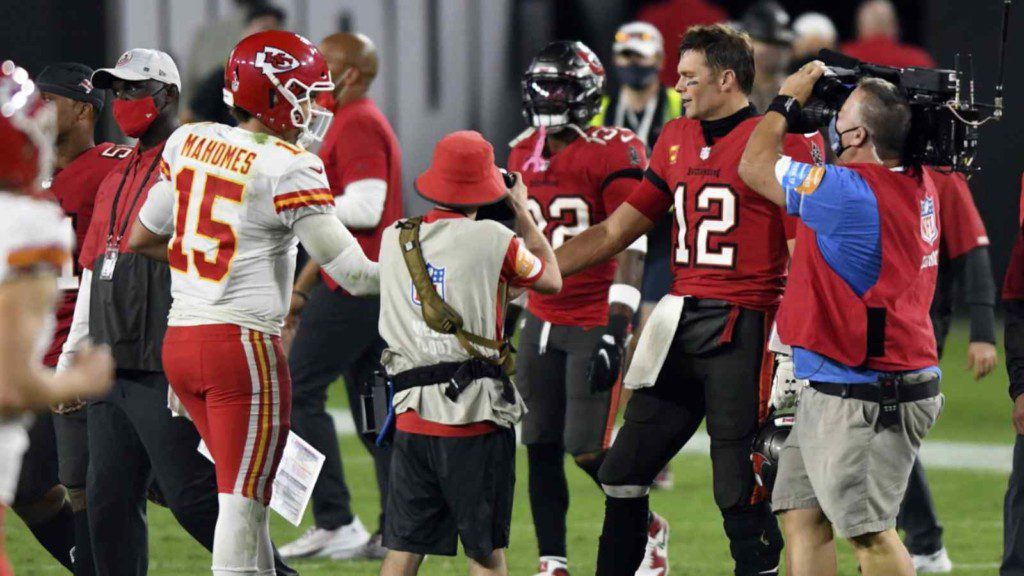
[[0, 61, 113, 574], [128, 32, 378, 576]]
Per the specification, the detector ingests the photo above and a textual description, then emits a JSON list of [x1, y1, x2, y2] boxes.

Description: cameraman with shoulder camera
[[739, 61, 944, 576], [376, 131, 561, 576]]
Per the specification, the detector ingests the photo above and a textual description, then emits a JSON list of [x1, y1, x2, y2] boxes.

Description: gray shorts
[[516, 310, 614, 455], [772, 385, 944, 538]]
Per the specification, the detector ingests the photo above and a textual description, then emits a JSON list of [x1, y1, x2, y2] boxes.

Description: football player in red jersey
[[5, 62, 130, 576], [557, 25, 824, 576], [509, 41, 647, 576]]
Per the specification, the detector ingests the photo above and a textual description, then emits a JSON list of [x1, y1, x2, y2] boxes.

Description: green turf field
[[6, 322, 1016, 575]]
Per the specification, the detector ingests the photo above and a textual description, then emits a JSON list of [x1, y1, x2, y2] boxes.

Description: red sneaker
[[652, 464, 674, 490], [636, 511, 670, 576]]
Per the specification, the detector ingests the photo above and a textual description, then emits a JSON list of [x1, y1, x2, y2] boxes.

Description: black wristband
[[767, 95, 803, 126], [606, 314, 631, 342]]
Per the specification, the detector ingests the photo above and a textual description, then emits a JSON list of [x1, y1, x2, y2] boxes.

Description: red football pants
[[163, 324, 291, 505]]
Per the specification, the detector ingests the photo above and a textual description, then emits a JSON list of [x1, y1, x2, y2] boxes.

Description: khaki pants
[[772, 386, 944, 538]]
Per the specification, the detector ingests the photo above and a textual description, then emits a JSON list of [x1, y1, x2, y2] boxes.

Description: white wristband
[[768, 322, 792, 355], [608, 284, 642, 313]]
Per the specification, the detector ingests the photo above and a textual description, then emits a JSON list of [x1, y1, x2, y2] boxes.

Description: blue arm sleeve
[[782, 162, 874, 236]]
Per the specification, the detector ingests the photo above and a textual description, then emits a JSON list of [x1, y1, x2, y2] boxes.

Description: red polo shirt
[[318, 97, 403, 290], [79, 143, 166, 269]]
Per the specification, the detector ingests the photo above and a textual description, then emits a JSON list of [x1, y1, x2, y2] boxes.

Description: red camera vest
[[777, 164, 940, 371]]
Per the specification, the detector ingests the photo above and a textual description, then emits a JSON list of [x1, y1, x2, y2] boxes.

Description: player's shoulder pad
[[661, 115, 697, 137], [509, 127, 537, 149], [94, 142, 134, 162], [0, 193, 67, 249], [0, 193, 69, 281], [166, 123, 198, 148], [249, 133, 324, 178], [278, 145, 327, 180], [783, 130, 826, 167], [583, 126, 645, 168]]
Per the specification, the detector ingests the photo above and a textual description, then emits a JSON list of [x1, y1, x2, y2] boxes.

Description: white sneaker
[[278, 517, 371, 560], [534, 556, 569, 576], [912, 548, 953, 574], [636, 512, 670, 576], [355, 531, 388, 560]]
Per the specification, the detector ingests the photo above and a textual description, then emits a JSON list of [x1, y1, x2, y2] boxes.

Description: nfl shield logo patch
[[920, 196, 938, 245], [411, 264, 446, 306]]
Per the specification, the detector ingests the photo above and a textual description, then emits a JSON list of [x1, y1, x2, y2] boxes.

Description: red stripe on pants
[[163, 324, 292, 505]]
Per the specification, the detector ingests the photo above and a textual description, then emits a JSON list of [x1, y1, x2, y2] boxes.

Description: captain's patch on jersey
[[783, 162, 825, 195], [411, 263, 446, 306], [920, 195, 938, 245]]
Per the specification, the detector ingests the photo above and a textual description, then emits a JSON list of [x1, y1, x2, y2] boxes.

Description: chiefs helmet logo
[[255, 47, 300, 75], [78, 79, 93, 93], [116, 51, 133, 67]]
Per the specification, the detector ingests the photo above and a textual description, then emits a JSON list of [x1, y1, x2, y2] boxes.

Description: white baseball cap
[[613, 22, 664, 58], [92, 49, 181, 90]]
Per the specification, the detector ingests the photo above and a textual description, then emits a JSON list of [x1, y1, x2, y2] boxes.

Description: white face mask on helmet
[[224, 67, 334, 148]]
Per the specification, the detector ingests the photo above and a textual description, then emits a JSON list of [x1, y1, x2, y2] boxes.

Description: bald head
[[857, 0, 899, 40], [320, 32, 378, 89]]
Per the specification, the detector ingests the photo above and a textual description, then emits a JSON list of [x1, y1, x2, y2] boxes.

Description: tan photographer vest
[[378, 215, 525, 428]]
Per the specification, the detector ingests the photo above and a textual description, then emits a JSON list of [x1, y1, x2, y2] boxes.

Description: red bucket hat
[[415, 130, 508, 208]]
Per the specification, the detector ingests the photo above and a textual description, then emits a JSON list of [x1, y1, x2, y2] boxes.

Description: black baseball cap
[[36, 62, 105, 111]]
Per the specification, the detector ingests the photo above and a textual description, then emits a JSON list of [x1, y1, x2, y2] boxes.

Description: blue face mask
[[615, 64, 659, 90], [828, 115, 860, 160]]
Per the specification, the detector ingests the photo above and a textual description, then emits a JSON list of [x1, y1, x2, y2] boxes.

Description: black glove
[[587, 314, 630, 393]]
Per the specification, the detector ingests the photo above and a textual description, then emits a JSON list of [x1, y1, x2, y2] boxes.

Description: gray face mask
[[828, 115, 860, 160]]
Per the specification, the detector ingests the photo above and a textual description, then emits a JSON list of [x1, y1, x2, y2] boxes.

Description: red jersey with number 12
[[508, 126, 647, 327], [627, 115, 825, 311]]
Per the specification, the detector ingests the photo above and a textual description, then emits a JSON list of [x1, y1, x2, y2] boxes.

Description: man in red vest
[[739, 62, 944, 576]]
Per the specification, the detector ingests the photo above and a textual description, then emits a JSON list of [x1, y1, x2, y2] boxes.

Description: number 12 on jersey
[[168, 167, 245, 282], [673, 183, 738, 268]]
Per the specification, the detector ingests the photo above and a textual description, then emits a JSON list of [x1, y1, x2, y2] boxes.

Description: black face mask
[[829, 116, 862, 160], [616, 64, 659, 90]]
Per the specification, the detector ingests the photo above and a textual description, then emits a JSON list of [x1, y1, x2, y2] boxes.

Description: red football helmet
[[0, 60, 56, 191], [223, 30, 335, 146]]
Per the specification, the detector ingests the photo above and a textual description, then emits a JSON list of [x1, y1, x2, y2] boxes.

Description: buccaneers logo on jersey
[[254, 47, 300, 75]]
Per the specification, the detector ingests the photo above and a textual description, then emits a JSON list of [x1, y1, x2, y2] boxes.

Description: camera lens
[[801, 100, 838, 129], [812, 76, 853, 104]]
